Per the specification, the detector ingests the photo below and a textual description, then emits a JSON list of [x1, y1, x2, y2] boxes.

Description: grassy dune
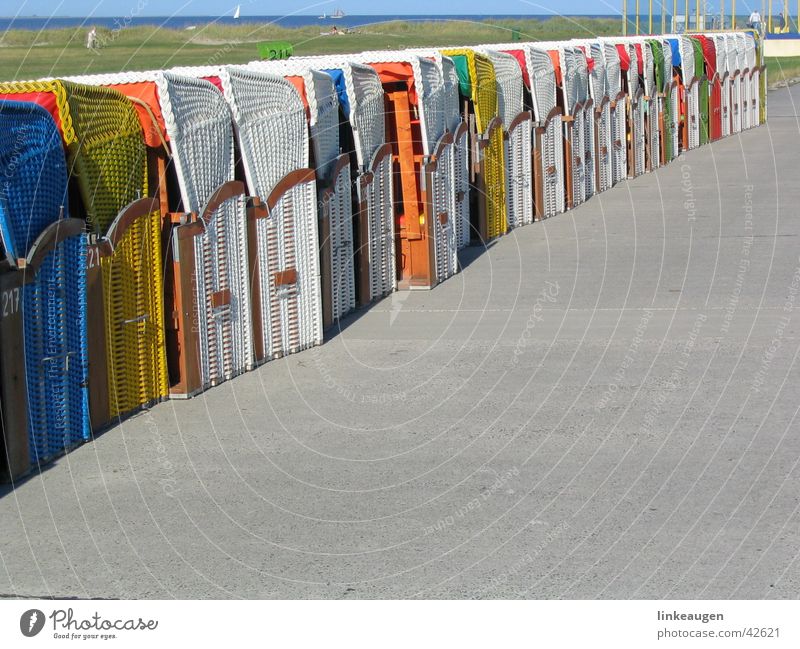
[[0, 17, 618, 80], [2, 19, 793, 88], [765, 55, 800, 87]]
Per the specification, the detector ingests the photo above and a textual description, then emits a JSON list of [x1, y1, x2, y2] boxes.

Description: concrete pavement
[[1, 85, 799, 599]]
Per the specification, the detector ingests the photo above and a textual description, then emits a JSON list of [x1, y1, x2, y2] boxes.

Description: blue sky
[[11, 0, 631, 16]]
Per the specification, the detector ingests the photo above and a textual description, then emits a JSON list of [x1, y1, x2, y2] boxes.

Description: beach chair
[[711, 35, 731, 139], [478, 43, 565, 220], [0, 79, 168, 428], [154, 72, 256, 394], [698, 36, 722, 142], [733, 33, 749, 130], [479, 49, 533, 229], [689, 36, 710, 145], [441, 48, 506, 242], [222, 61, 353, 329], [405, 50, 472, 247], [349, 51, 457, 288], [67, 72, 255, 396], [661, 39, 680, 161], [630, 42, 646, 175], [738, 32, 756, 130], [572, 47, 596, 199], [647, 38, 668, 165], [602, 42, 628, 187], [724, 34, 743, 134], [246, 61, 354, 329], [742, 33, 759, 127], [665, 36, 699, 151], [541, 44, 585, 209], [439, 55, 471, 248], [583, 41, 613, 193], [614, 41, 646, 177], [635, 38, 662, 170], [0, 100, 88, 480], [290, 57, 395, 306], [170, 65, 323, 363], [752, 33, 767, 125]]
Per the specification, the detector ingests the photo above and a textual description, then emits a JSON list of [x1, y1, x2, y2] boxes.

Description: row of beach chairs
[[0, 31, 764, 480]]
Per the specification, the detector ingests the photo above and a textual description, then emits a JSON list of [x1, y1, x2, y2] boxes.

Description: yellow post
[[636, 0, 641, 33], [662, 0, 666, 33], [650, 0, 654, 32], [732, 0, 736, 28], [696, 0, 700, 30], [673, 0, 678, 31], [623, 0, 628, 35], [685, 0, 689, 30]]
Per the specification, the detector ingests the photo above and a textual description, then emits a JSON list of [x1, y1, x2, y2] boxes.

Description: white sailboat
[[233, 4, 241, 19], [318, 11, 327, 18], [331, 8, 345, 18]]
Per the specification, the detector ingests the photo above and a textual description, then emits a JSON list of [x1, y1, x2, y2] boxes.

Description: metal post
[[650, 0, 654, 32], [623, 0, 628, 35], [685, 0, 689, 31], [721, 0, 725, 30], [674, 0, 678, 31], [636, 0, 641, 33], [662, 0, 667, 33], [732, 0, 736, 28]]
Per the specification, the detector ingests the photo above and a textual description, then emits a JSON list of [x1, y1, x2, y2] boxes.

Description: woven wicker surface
[[0, 101, 69, 259], [587, 41, 608, 101], [63, 72, 169, 149], [440, 56, 462, 134], [527, 46, 558, 122], [155, 72, 234, 212], [156, 71, 253, 386], [101, 208, 169, 417], [283, 58, 386, 169], [24, 231, 90, 464], [575, 48, 591, 103], [481, 50, 525, 128], [484, 123, 507, 239], [441, 49, 498, 134], [246, 62, 340, 181], [0, 80, 147, 234], [351, 52, 446, 156], [224, 67, 308, 198], [560, 46, 582, 115], [397, 50, 462, 135]]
